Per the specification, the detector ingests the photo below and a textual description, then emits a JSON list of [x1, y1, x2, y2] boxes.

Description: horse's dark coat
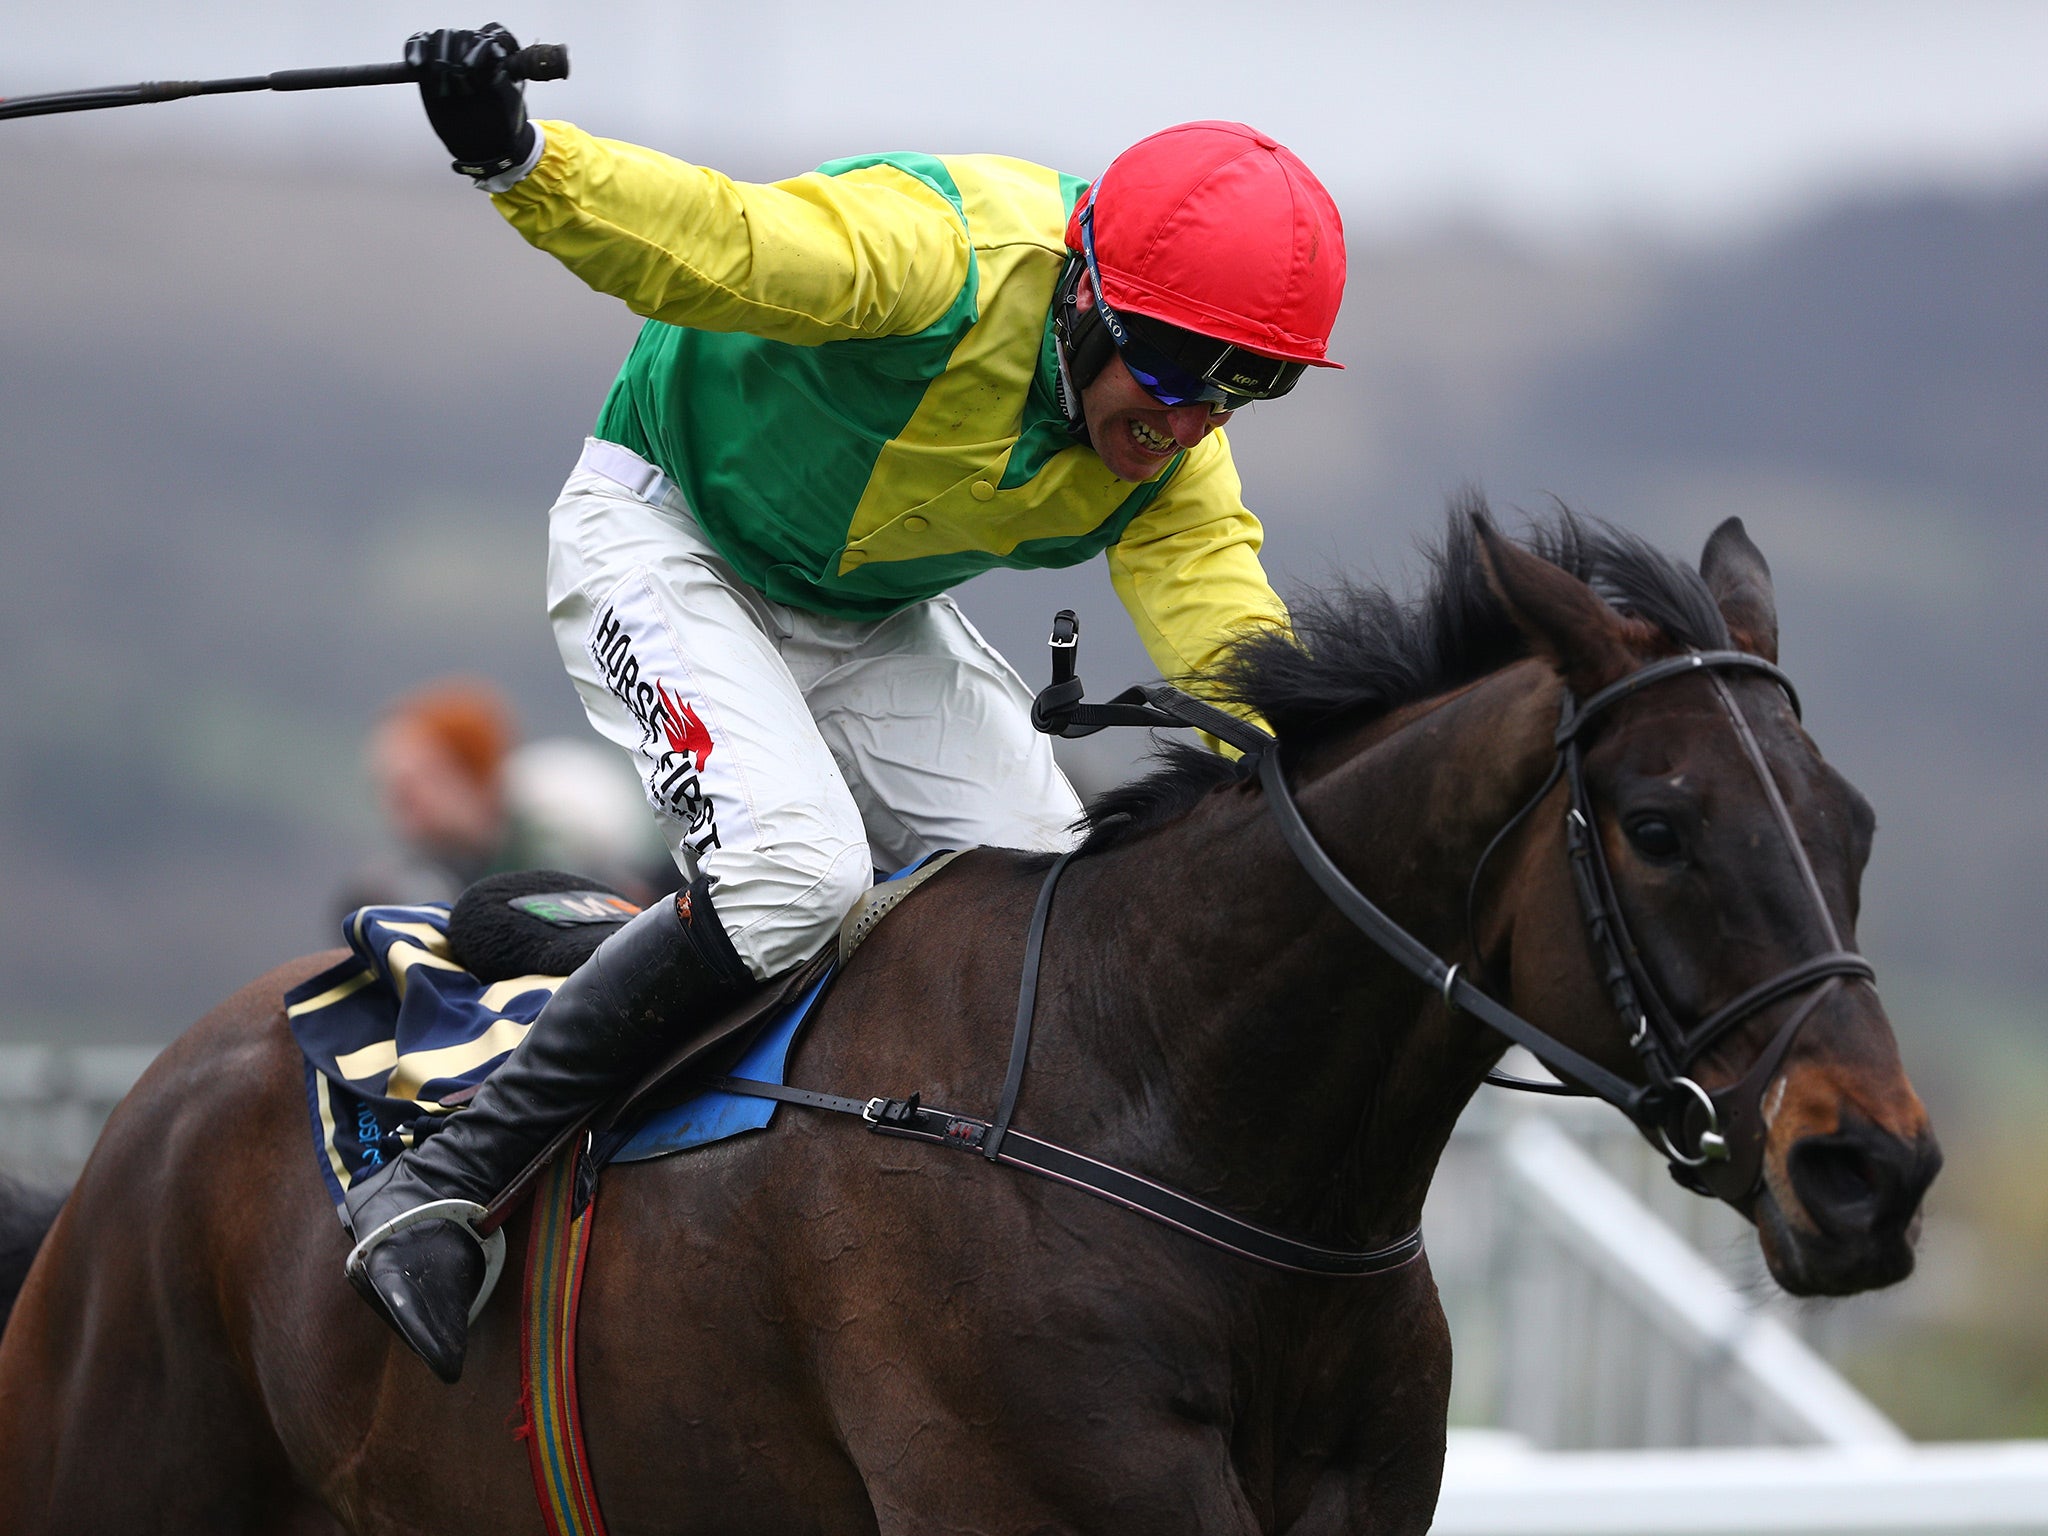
[[0, 512, 1936, 1535]]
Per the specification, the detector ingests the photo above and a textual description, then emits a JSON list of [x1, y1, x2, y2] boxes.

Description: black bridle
[[1033, 613, 1874, 1205]]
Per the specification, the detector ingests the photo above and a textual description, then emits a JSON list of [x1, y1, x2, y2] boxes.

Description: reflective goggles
[[1080, 205, 1308, 410]]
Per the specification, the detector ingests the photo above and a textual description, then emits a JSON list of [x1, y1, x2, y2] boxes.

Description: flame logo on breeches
[[656, 681, 715, 772]]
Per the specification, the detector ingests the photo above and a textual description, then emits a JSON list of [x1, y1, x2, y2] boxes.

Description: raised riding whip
[[0, 43, 569, 122]]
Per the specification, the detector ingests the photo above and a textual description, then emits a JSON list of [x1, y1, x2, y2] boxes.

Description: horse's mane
[[1078, 497, 1730, 853]]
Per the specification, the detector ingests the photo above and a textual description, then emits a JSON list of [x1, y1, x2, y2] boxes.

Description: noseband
[[1034, 617, 1874, 1205]]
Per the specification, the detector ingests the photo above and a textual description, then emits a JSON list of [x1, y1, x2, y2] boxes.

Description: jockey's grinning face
[[1073, 272, 1234, 482]]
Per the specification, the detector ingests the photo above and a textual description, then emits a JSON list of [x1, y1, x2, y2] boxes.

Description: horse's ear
[[1699, 516, 1780, 662], [1472, 514, 1640, 695]]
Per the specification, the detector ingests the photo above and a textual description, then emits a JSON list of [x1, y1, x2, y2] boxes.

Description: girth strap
[[706, 1078, 874, 1117], [702, 843, 1424, 1278]]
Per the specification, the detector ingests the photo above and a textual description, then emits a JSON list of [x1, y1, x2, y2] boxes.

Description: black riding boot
[[344, 878, 753, 1383]]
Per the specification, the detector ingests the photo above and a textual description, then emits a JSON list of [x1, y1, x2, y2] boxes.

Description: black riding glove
[[405, 23, 536, 180]]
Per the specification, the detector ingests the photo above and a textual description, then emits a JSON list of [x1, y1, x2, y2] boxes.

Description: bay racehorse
[[0, 509, 1938, 1534]]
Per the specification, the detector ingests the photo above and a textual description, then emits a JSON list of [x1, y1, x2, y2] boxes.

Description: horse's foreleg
[[1284, 1289, 1454, 1536], [848, 1414, 1268, 1536], [1269, 1437, 1446, 1536]]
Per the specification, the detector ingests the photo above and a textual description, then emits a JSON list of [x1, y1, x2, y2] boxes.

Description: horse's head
[[1476, 516, 1939, 1296]]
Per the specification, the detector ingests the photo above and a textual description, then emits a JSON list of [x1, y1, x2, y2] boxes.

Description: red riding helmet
[[1067, 120, 1347, 374]]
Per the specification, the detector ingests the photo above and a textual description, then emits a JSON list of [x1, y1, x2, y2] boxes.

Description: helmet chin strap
[[1052, 253, 1110, 444]]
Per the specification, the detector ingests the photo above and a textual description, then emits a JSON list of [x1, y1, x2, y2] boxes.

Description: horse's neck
[[1049, 665, 1559, 1246]]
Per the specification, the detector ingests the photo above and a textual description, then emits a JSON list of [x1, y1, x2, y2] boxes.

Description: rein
[[1030, 612, 1872, 1203], [713, 608, 1870, 1269]]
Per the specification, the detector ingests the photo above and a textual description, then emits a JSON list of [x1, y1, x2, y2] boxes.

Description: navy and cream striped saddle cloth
[[284, 854, 960, 1209]]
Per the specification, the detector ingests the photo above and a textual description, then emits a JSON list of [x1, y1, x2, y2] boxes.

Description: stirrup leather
[[343, 1198, 508, 1325]]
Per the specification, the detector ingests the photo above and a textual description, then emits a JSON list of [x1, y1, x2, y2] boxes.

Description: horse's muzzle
[[1762, 1114, 1942, 1295]]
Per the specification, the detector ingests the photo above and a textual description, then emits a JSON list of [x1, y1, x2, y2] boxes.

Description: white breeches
[[546, 438, 1083, 980]]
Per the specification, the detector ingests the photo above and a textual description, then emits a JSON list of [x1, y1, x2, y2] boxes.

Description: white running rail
[[1436, 1437, 2048, 1535], [0, 1045, 159, 1182], [1497, 1114, 1904, 1446], [1428, 1094, 2048, 1533]]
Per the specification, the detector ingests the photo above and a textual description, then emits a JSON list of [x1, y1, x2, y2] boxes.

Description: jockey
[[344, 24, 1348, 1382]]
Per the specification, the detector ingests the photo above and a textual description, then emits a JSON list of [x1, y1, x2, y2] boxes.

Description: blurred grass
[[1841, 1127, 2048, 1439], [1834, 973, 2048, 1439]]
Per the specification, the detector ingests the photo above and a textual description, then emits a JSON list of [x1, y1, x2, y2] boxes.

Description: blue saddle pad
[[606, 849, 960, 1159], [608, 966, 836, 1162]]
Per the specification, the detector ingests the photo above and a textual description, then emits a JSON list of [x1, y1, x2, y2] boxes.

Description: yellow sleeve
[[489, 121, 973, 345], [1106, 429, 1290, 732]]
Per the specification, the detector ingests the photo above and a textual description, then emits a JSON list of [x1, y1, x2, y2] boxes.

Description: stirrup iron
[[343, 1198, 508, 1325]]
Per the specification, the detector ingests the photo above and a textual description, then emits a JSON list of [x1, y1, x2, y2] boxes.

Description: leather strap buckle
[[862, 1093, 922, 1127]]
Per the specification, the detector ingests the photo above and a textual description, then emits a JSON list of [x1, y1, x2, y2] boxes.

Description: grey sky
[[7, 0, 2048, 237]]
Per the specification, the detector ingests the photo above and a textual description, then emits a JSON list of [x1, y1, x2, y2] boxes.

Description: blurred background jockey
[[337, 675, 664, 921]]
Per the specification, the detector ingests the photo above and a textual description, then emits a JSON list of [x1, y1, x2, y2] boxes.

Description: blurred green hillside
[[7, 149, 2041, 1036]]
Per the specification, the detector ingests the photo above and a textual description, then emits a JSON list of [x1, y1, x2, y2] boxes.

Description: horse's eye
[[1626, 815, 1683, 862]]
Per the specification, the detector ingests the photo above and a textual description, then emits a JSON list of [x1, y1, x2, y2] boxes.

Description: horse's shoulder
[[788, 848, 1054, 1088]]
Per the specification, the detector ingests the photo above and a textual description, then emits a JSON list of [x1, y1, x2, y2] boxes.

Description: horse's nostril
[[1788, 1138, 1882, 1231], [1787, 1121, 1939, 1239]]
